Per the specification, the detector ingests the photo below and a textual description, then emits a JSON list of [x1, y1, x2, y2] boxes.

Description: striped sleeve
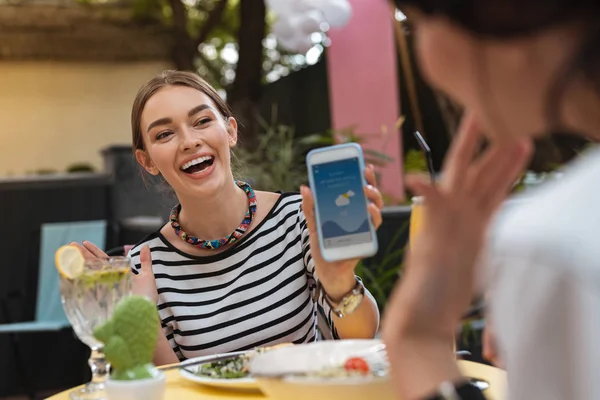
[[298, 205, 340, 340], [162, 314, 185, 361]]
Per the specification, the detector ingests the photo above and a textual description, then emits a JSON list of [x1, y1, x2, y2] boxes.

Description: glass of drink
[[59, 257, 132, 400], [409, 196, 424, 249]]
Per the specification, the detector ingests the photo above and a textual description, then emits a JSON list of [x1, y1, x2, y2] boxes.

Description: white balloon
[[290, 0, 317, 12], [294, 35, 315, 53], [296, 10, 325, 34], [277, 35, 299, 52], [264, 0, 295, 15], [272, 16, 296, 39], [278, 34, 313, 54], [319, 0, 352, 28]]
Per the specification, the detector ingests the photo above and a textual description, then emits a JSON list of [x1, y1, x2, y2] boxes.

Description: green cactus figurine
[[94, 295, 160, 381]]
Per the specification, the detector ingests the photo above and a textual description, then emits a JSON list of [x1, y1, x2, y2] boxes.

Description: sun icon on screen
[[335, 190, 355, 206]]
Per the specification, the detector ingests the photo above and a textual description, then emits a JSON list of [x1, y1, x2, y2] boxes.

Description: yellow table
[[46, 360, 505, 400]]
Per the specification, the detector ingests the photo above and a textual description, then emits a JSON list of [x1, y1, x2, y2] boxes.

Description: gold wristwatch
[[321, 277, 365, 318]]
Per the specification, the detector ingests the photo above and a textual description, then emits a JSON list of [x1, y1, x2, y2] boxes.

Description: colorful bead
[[169, 181, 258, 250]]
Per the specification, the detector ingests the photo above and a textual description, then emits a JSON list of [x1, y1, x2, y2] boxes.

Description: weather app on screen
[[312, 157, 372, 249]]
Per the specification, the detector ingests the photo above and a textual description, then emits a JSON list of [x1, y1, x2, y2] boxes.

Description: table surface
[[46, 360, 506, 400]]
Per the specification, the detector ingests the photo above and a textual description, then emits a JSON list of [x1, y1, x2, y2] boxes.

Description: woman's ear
[[135, 149, 159, 176], [226, 117, 238, 148]]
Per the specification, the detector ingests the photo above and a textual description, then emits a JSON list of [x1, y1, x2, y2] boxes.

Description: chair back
[[35, 220, 106, 323]]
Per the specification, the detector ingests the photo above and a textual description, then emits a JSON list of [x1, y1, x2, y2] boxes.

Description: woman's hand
[[381, 112, 532, 399], [70, 240, 109, 259], [300, 164, 384, 300], [131, 246, 159, 304], [70, 241, 158, 305], [384, 113, 532, 340]]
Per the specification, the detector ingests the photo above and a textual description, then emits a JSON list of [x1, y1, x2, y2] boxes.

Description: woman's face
[[135, 85, 237, 199], [410, 10, 581, 141]]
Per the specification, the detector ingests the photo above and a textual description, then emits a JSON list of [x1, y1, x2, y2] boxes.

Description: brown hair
[[131, 70, 234, 151]]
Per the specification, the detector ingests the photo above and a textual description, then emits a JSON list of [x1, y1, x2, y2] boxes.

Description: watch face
[[341, 293, 364, 314]]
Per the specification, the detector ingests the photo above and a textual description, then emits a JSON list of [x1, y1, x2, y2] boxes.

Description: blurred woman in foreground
[[382, 1, 600, 399]]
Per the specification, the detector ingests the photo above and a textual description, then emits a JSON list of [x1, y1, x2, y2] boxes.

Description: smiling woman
[[73, 70, 383, 366]]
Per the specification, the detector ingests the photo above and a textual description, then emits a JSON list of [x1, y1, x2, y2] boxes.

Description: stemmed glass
[[59, 257, 132, 400]]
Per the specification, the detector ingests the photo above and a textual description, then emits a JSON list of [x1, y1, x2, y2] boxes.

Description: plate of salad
[[179, 351, 258, 390], [179, 344, 293, 391]]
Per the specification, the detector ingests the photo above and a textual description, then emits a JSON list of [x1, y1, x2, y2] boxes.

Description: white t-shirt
[[486, 147, 600, 399]]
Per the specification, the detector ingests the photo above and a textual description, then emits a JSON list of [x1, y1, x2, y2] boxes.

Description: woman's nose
[[181, 128, 202, 151]]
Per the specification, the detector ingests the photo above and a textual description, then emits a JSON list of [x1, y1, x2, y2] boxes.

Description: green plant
[[235, 113, 309, 192], [236, 112, 404, 199], [93, 295, 159, 381], [300, 125, 396, 170], [460, 319, 482, 348], [355, 220, 409, 311], [404, 148, 428, 173]]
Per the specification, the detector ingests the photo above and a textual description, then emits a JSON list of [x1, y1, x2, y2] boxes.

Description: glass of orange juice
[[409, 196, 424, 250]]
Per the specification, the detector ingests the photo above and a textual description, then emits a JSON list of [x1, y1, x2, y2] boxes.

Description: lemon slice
[[55, 245, 85, 279]]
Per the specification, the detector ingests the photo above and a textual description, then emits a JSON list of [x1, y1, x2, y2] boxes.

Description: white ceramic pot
[[105, 370, 166, 400]]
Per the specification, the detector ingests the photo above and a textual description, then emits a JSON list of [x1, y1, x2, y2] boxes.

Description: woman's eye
[[156, 131, 172, 140], [194, 118, 211, 127]]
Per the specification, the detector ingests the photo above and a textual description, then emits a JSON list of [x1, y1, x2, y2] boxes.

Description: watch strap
[[320, 277, 364, 318]]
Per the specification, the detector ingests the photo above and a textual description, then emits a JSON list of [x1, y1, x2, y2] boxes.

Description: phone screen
[[311, 157, 372, 249]]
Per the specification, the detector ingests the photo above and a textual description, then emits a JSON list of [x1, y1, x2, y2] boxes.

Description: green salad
[[196, 353, 251, 379], [194, 344, 293, 380]]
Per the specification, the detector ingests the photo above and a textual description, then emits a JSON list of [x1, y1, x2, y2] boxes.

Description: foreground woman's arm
[[381, 114, 532, 399]]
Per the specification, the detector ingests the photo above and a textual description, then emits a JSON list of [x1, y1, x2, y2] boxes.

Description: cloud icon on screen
[[335, 190, 356, 207]]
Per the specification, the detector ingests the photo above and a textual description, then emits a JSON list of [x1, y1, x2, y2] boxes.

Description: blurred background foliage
[[70, 0, 328, 148]]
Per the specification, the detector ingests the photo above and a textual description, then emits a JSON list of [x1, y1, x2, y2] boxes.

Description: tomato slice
[[344, 357, 370, 374]]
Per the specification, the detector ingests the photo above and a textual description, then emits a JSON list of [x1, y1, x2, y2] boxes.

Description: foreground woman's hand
[[381, 113, 532, 400]]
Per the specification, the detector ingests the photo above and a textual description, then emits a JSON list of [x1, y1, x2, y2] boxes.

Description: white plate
[[248, 340, 395, 400], [178, 353, 260, 391]]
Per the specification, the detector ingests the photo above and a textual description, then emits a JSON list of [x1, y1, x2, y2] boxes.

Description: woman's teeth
[[181, 155, 213, 171]]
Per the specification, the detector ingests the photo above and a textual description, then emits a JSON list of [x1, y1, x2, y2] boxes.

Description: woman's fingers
[[139, 245, 153, 275], [82, 240, 109, 258], [365, 164, 377, 187], [69, 242, 97, 260], [368, 203, 383, 229], [405, 175, 440, 205], [133, 245, 159, 303], [441, 113, 483, 190], [481, 141, 532, 211], [467, 139, 532, 211], [365, 184, 385, 210]]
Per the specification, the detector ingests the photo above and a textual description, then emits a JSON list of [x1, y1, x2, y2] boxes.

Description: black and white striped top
[[128, 193, 367, 360]]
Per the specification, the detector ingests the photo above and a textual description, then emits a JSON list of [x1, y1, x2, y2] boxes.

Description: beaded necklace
[[169, 181, 257, 249]]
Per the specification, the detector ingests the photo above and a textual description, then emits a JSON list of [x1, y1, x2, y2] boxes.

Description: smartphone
[[306, 143, 379, 262]]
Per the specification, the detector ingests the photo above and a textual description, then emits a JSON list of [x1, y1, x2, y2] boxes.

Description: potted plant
[[93, 295, 166, 400]]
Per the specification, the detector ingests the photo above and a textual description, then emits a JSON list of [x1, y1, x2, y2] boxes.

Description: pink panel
[[326, 0, 404, 202]]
